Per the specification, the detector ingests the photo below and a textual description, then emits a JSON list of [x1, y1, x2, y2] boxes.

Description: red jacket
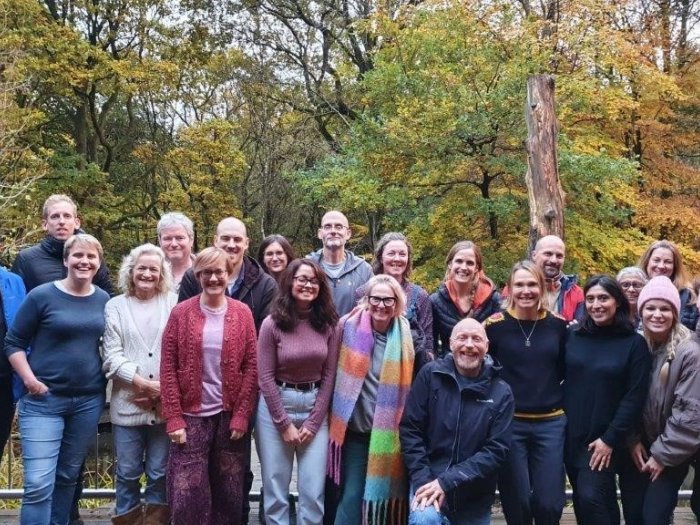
[[160, 296, 258, 433]]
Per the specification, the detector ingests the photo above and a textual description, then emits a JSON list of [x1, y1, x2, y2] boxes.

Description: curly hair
[[271, 259, 338, 333], [117, 243, 173, 297]]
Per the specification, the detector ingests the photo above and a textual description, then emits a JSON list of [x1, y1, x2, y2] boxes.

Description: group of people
[[0, 194, 698, 525]]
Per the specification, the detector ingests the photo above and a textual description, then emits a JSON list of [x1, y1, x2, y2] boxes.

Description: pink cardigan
[[160, 296, 258, 433]]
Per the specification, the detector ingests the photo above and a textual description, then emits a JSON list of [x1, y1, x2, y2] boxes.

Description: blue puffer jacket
[[0, 267, 26, 385], [400, 355, 514, 508]]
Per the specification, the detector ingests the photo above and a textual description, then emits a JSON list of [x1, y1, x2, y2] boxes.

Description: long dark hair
[[579, 274, 634, 334], [257, 234, 296, 275], [271, 259, 338, 332]]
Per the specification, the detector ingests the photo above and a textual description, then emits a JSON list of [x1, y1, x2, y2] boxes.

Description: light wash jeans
[[113, 423, 169, 514], [18, 391, 105, 525], [255, 387, 328, 525]]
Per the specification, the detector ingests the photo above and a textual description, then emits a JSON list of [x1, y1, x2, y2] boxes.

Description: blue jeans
[[408, 487, 491, 525], [256, 387, 328, 525], [113, 424, 169, 515], [566, 464, 619, 525], [334, 431, 370, 525], [18, 391, 105, 525], [497, 416, 566, 525]]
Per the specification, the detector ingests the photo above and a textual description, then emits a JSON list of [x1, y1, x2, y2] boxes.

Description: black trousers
[[566, 464, 620, 525], [0, 378, 14, 465]]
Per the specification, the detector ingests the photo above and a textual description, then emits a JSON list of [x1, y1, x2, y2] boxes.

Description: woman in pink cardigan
[[160, 247, 258, 525]]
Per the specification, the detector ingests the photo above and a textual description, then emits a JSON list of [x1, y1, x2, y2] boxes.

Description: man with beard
[[308, 210, 373, 317], [400, 318, 514, 525], [530, 235, 584, 321]]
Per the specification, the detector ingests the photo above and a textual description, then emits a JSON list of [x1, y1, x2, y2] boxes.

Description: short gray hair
[[616, 266, 648, 284], [118, 243, 174, 297], [157, 212, 194, 240]]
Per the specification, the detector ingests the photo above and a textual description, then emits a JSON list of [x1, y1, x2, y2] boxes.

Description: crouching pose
[[400, 318, 514, 525]]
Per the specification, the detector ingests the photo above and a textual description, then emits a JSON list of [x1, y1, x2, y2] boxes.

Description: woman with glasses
[[484, 260, 568, 525], [160, 247, 258, 525], [256, 259, 340, 524], [638, 240, 699, 330], [616, 267, 648, 330], [431, 241, 500, 357], [328, 274, 414, 525], [257, 235, 296, 283]]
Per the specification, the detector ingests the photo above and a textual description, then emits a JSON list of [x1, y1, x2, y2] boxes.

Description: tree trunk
[[525, 74, 565, 255]]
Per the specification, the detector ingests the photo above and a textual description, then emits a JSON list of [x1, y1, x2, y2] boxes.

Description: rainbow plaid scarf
[[328, 308, 415, 525]]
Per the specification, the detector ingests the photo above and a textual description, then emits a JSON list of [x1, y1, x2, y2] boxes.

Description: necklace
[[516, 318, 538, 347]]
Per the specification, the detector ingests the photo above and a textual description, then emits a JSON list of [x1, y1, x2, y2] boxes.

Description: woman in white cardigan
[[103, 244, 177, 525]]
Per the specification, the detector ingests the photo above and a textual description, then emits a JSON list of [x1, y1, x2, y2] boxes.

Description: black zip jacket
[[400, 355, 514, 505]]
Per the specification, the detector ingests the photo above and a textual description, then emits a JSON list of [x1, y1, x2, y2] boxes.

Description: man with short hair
[[157, 212, 195, 287], [308, 210, 373, 316], [12, 194, 113, 294], [178, 217, 276, 330], [400, 318, 514, 525], [530, 235, 583, 321]]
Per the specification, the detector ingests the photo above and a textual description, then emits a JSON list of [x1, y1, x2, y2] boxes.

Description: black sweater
[[484, 310, 567, 415], [564, 326, 651, 467]]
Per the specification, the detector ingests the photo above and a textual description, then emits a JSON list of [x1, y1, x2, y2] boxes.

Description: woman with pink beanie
[[619, 275, 700, 525]]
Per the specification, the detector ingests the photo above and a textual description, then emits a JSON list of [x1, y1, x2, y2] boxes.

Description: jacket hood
[[241, 255, 265, 287], [559, 273, 579, 291]]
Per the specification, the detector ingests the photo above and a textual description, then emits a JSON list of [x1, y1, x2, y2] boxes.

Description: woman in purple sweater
[[256, 259, 340, 525]]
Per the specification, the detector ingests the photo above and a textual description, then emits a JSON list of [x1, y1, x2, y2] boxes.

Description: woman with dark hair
[[256, 259, 340, 525], [619, 276, 700, 525], [638, 240, 698, 330], [484, 260, 568, 525], [257, 235, 296, 282], [430, 241, 500, 357], [160, 247, 258, 525], [355, 232, 433, 371], [564, 275, 651, 525]]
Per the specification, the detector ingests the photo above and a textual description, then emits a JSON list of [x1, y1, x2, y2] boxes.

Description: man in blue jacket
[[0, 266, 26, 465], [400, 318, 514, 525]]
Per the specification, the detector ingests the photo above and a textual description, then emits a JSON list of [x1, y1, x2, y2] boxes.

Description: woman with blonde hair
[[619, 276, 700, 525], [329, 274, 414, 525], [430, 241, 500, 357], [484, 260, 568, 525], [638, 240, 698, 329], [160, 247, 258, 525], [103, 243, 178, 524]]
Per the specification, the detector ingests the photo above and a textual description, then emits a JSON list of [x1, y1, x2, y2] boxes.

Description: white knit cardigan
[[102, 292, 177, 426]]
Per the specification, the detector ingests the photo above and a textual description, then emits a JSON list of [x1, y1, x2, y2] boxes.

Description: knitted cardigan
[[160, 296, 258, 434], [102, 292, 177, 426]]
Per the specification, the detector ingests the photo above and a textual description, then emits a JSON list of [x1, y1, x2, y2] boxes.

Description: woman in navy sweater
[[5, 234, 110, 525], [564, 275, 651, 525]]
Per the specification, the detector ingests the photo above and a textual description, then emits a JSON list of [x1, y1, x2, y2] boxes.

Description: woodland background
[[1, 0, 699, 289]]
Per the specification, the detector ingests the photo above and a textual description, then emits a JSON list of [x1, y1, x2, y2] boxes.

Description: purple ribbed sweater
[[257, 316, 340, 434]]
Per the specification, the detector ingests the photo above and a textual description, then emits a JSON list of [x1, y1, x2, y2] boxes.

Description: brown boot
[[111, 505, 143, 525], [144, 504, 170, 525]]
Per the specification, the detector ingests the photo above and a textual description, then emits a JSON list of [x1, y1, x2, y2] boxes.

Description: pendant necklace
[[517, 318, 538, 347]]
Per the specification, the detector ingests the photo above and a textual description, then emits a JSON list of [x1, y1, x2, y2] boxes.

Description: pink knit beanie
[[637, 276, 680, 316]]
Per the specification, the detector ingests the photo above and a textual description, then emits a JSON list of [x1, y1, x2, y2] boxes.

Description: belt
[[514, 408, 565, 420], [275, 379, 320, 392]]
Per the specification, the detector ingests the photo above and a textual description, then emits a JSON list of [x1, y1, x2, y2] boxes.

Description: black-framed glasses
[[294, 276, 320, 287], [619, 281, 645, 290], [368, 296, 397, 307], [200, 269, 226, 278]]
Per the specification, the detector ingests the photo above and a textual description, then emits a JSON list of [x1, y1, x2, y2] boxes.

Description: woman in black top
[[484, 260, 568, 525], [564, 275, 651, 525]]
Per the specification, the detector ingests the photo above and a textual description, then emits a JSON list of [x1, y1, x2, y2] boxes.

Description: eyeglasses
[[368, 296, 397, 307], [619, 281, 645, 290], [200, 269, 227, 278], [294, 276, 320, 287], [321, 223, 347, 232]]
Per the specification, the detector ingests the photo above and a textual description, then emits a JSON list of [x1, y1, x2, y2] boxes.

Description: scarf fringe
[[328, 440, 343, 485], [362, 498, 407, 525]]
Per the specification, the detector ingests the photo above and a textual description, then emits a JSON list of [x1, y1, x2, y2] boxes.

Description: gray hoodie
[[307, 249, 373, 317]]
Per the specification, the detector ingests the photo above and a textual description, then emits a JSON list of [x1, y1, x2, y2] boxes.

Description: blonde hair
[[63, 234, 103, 262], [193, 247, 234, 278], [118, 243, 174, 297], [42, 194, 77, 219], [643, 308, 691, 386], [358, 274, 407, 318], [504, 260, 548, 312]]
